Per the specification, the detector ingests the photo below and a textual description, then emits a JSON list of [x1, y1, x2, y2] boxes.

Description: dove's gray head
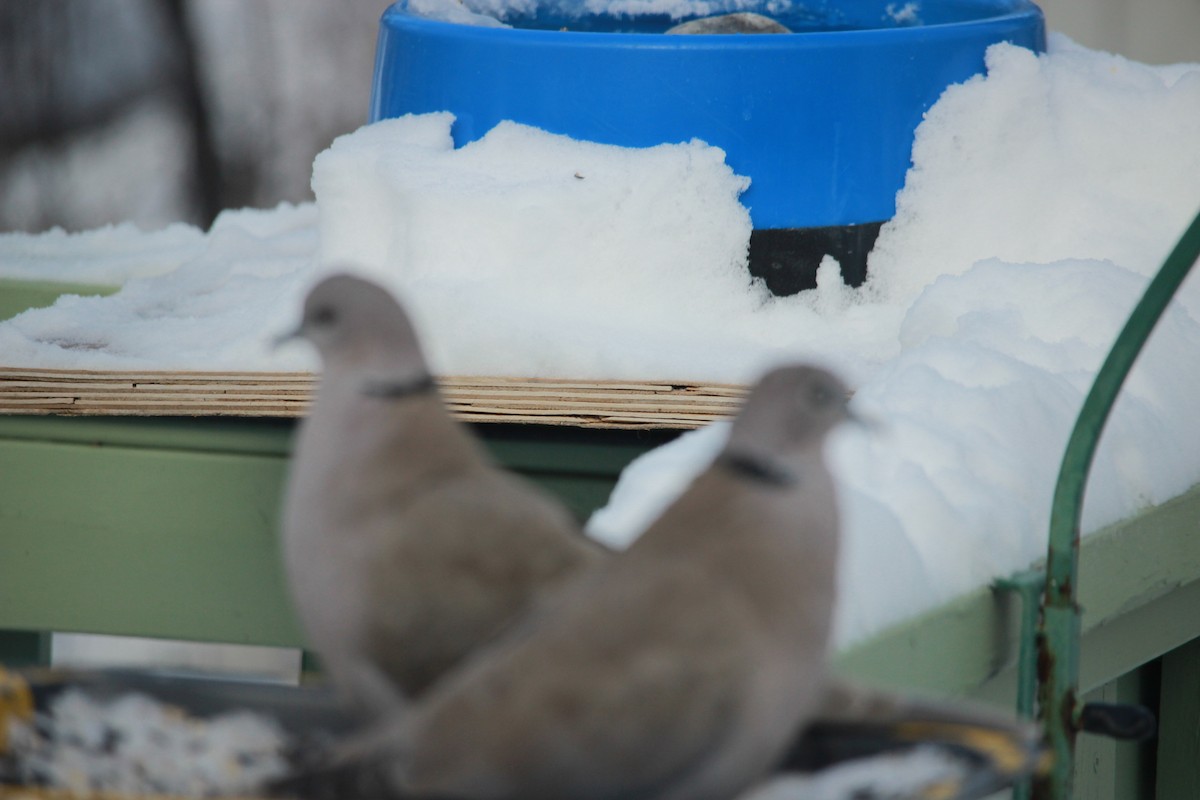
[[295, 273, 429, 383], [725, 365, 851, 464]]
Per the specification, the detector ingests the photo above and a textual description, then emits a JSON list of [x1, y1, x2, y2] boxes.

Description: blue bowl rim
[[381, 0, 1044, 46]]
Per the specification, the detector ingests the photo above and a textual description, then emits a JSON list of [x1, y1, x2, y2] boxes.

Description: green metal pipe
[[1036, 207, 1200, 799], [996, 569, 1046, 722], [996, 568, 1046, 800]]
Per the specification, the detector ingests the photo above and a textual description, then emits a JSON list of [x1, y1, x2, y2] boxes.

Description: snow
[[0, 218, 205, 286], [312, 114, 785, 381], [590, 254, 1200, 645], [6, 690, 289, 797], [737, 747, 968, 800], [0, 203, 318, 370], [0, 37, 1198, 647], [884, 2, 921, 25], [403, 0, 514, 27], [870, 37, 1200, 312], [50, 633, 302, 684]]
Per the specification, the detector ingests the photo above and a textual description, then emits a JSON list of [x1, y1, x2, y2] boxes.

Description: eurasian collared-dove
[[346, 364, 853, 800], [280, 273, 606, 715]]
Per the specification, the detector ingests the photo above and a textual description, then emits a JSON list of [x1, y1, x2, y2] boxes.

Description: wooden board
[[0, 367, 745, 430]]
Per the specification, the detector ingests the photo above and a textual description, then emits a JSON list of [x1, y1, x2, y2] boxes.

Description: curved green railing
[[1037, 207, 1200, 799]]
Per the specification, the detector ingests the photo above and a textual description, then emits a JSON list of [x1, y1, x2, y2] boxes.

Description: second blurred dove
[[342, 363, 854, 800]]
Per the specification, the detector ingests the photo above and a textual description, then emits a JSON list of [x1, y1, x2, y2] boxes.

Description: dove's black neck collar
[[716, 451, 796, 488], [360, 373, 437, 400]]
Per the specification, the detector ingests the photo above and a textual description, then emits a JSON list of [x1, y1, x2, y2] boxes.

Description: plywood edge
[[0, 367, 745, 430]]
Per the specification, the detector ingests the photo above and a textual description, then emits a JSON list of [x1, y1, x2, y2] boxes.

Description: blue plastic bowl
[[371, 0, 1043, 230]]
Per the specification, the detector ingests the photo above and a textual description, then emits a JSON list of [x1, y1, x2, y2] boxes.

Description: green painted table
[[0, 414, 672, 649], [0, 277, 119, 322], [1, 412, 1198, 797]]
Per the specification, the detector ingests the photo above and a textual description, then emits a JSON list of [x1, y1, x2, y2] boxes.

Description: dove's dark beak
[[845, 404, 882, 432]]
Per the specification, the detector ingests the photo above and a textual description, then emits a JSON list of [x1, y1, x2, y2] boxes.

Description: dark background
[[0, 0, 387, 233]]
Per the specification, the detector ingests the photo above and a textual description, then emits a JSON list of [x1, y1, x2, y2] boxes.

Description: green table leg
[[1075, 668, 1156, 799], [0, 630, 50, 667]]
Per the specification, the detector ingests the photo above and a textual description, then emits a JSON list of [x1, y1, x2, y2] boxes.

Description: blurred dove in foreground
[[343, 364, 854, 800], [279, 273, 606, 716]]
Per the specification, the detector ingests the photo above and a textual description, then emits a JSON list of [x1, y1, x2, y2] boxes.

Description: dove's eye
[[310, 305, 338, 327], [810, 383, 836, 407]]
